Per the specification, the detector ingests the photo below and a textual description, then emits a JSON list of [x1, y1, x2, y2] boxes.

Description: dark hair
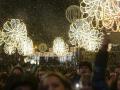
[[6, 73, 38, 90], [35, 67, 47, 78], [0, 72, 8, 81], [43, 72, 73, 90], [78, 61, 92, 71], [11, 66, 24, 74]]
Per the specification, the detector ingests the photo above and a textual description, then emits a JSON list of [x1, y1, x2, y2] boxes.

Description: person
[[5, 66, 24, 90], [106, 68, 117, 90], [35, 67, 47, 82], [35, 67, 47, 90], [0, 72, 8, 90], [42, 72, 72, 90], [71, 61, 92, 89], [92, 33, 109, 90], [117, 76, 120, 90], [11, 66, 24, 75], [5, 73, 38, 90], [79, 70, 92, 90], [115, 65, 120, 76]]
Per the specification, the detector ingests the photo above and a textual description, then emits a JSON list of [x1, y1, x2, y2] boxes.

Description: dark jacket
[[93, 50, 109, 90]]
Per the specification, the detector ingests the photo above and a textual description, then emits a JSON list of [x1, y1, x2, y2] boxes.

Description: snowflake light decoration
[[80, 0, 120, 32], [82, 28, 104, 51], [3, 19, 33, 56], [18, 37, 33, 56], [69, 19, 104, 52], [102, 0, 120, 31], [53, 37, 68, 56], [69, 19, 90, 47], [3, 19, 27, 43], [80, 0, 105, 28]]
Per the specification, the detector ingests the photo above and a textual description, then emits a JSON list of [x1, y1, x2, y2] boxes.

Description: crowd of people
[[0, 36, 120, 90]]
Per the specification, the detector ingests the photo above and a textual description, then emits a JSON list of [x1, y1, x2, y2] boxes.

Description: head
[[0, 72, 8, 89], [107, 66, 117, 82], [35, 67, 47, 82], [78, 62, 92, 77], [117, 76, 120, 90], [42, 72, 72, 90], [9, 74, 38, 90], [12, 66, 23, 75], [115, 65, 120, 75], [104, 66, 118, 90], [80, 84, 92, 90]]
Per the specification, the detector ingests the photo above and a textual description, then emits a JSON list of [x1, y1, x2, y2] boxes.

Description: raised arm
[[92, 34, 109, 90]]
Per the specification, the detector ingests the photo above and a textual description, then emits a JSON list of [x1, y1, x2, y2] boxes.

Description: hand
[[100, 33, 110, 51]]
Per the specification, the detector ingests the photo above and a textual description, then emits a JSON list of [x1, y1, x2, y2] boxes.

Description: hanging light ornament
[[3, 19, 27, 44], [69, 19, 104, 52], [69, 19, 90, 47], [80, 0, 105, 28], [80, 0, 120, 32], [3, 19, 33, 55], [18, 37, 33, 56], [83, 28, 104, 51], [53, 37, 68, 56], [102, 0, 120, 32], [39, 43, 47, 52], [66, 5, 81, 23]]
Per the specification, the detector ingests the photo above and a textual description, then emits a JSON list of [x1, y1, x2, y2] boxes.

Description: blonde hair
[[42, 72, 73, 90]]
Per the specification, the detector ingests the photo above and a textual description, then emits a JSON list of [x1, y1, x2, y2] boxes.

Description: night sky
[[0, 0, 80, 47]]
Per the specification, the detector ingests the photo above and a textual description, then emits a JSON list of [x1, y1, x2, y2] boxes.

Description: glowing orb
[[18, 37, 33, 56], [53, 37, 68, 56], [66, 5, 81, 23], [39, 43, 47, 52]]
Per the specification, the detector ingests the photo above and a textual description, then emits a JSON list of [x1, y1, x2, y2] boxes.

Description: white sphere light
[[18, 37, 33, 56], [69, 19, 104, 52], [53, 37, 68, 56], [66, 5, 81, 23]]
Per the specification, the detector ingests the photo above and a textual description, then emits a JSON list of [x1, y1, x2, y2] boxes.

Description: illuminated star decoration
[[53, 37, 68, 56], [69, 19, 104, 52]]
